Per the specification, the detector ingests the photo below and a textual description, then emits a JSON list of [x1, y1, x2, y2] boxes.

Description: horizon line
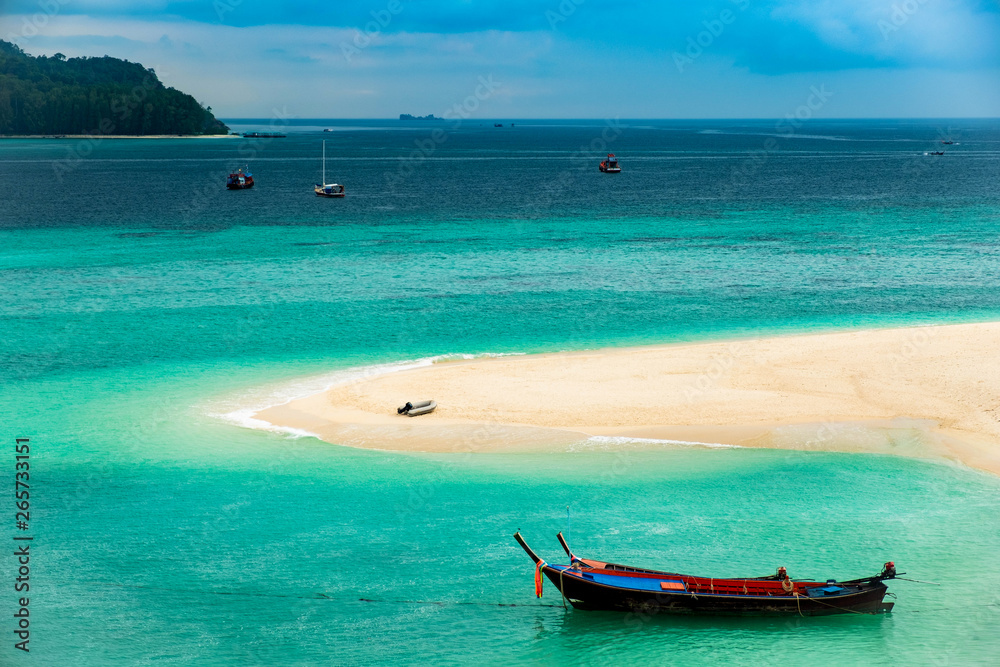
[[221, 116, 1000, 121]]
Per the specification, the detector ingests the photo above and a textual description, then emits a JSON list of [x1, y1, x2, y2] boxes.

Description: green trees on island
[[0, 40, 230, 135]]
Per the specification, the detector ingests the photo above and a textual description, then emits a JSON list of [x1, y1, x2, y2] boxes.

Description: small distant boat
[[929, 151, 945, 156], [314, 140, 345, 198], [599, 154, 621, 173], [226, 167, 254, 190], [397, 400, 436, 416], [316, 183, 345, 197], [514, 532, 898, 616], [323, 128, 332, 132], [494, 123, 504, 127], [242, 132, 286, 138], [941, 140, 954, 145]]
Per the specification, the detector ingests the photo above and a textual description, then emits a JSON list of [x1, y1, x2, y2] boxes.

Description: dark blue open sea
[[2, 119, 1000, 664]]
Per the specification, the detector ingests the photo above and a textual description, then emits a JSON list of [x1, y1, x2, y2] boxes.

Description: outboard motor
[[397, 402, 413, 415]]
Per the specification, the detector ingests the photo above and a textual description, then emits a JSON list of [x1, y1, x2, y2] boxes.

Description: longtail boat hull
[[542, 567, 891, 616], [515, 532, 895, 617]]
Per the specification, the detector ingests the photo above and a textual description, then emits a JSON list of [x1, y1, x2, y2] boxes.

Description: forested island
[[0, 40, 229, 136]]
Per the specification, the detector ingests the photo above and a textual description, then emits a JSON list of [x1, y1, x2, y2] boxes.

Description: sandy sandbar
[[253, 323, 1000, 474]]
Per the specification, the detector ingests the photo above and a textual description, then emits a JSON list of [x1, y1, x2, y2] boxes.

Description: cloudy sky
[[2, 0, 999, 118]]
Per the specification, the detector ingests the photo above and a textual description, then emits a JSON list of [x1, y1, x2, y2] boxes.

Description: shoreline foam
[[242, 323, 1000, 474], [207, 353, 525, 439]]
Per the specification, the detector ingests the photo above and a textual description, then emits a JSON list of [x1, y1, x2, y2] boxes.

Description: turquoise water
[[3, 120, 1000, 664]]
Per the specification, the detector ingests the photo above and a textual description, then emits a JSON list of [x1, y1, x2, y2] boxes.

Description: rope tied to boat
[[802, 594, 874, 615]]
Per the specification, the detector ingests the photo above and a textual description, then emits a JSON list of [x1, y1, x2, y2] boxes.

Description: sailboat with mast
[[314, 140, 345, 198]]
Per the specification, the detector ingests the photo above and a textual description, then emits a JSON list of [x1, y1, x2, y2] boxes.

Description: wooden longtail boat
[[513, 532, 896, 616]]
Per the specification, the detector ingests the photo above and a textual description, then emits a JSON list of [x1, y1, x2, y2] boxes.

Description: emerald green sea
[[2, 120, 1000, 664]]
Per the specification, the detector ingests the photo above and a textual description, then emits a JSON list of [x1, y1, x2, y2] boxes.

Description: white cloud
[[2, 8, 997, 117], [772, 0, 1000, 65], [0, 15, 555, 115]]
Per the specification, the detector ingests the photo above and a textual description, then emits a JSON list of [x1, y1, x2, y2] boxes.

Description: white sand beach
[[255, 322, 1000, 474]]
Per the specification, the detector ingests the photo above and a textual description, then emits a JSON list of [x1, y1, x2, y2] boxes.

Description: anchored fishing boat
[[599, 154, 621, 173], [514, 532, 897, 616], [314, 140, 346, 198], [226, 167, 254, 190]]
